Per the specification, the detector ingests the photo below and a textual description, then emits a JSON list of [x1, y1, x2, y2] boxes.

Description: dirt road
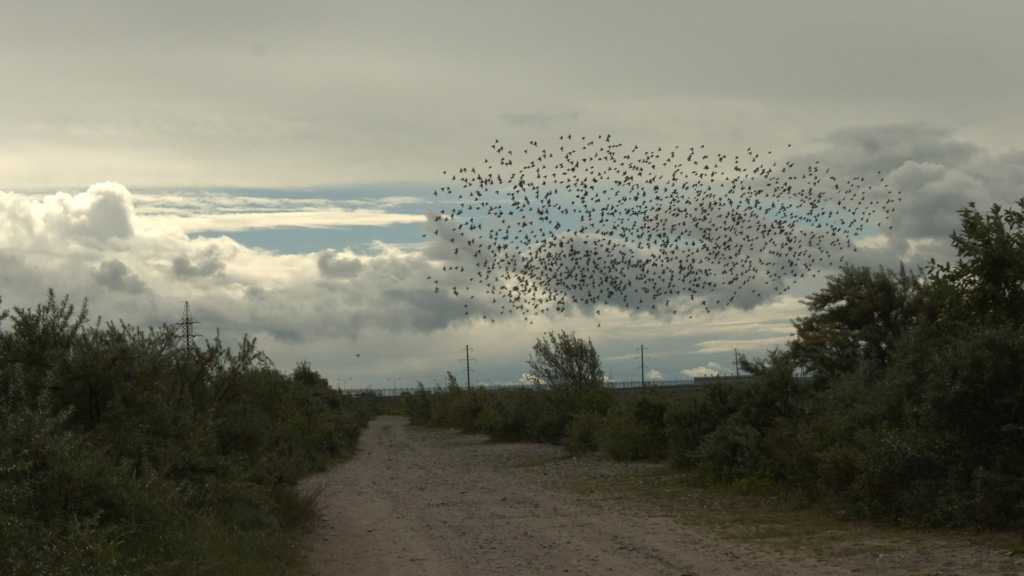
[[301, 416, 1021, 576]]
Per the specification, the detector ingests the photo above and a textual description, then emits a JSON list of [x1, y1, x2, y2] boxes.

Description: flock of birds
[[426, 134, 900, 324]]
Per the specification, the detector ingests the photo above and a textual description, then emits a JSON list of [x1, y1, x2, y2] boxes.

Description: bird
[[426, 133, 900, 323]]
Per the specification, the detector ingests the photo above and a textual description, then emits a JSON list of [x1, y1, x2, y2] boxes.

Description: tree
[[527, 330, 610, 418], [930, 199, 1024, 324], [790, 264, 919, 377], [527, 330, 604, 392], [293, 360, 329, 388]]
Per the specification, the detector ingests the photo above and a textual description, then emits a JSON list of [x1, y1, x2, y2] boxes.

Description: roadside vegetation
[[0, 295, 377, 575], [404, 198, 1024, 529]]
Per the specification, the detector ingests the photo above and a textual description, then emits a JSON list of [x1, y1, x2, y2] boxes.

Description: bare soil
[[301, 416, 1023, 575]]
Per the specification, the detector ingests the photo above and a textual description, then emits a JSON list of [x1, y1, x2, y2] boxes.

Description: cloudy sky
[[2, 1, 1023, 388]]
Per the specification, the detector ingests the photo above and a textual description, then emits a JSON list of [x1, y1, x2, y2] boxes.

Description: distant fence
[[340, 374, 760, 398]]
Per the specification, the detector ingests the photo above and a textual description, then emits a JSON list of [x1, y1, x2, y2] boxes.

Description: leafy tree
[[527, 330, 604, 392], [791, 264, 919, 377], [528, 330, 611, 418], [930, 199, 1024, 324]]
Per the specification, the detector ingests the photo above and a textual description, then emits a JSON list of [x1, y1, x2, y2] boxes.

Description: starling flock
[[426, 134, 900, 323]]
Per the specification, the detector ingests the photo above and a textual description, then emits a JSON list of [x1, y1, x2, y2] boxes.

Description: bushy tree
[[527, 330, 605, 391], [528, 330, 611, 418], [791, 264, 919, 377], [930, 198, 1024, 324]]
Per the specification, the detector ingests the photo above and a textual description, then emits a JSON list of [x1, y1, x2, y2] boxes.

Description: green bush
[[475, 388, 543, 441], [665, 383, 741, 467], [0, 291, 375, 575], [410, 331, 615, 446], [694, 415, 765, 480], [598, 396, 668, 461], [402, 384, 433, 426], [415, 382, 606, 446], [563, 412, 604, 454]]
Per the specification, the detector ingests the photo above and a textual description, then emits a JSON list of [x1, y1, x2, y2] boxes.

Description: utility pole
[[640, 344, 645, 387], [177, 301, 199, 354], [465, 344, 472, 389], [734, 348, 740, 378]]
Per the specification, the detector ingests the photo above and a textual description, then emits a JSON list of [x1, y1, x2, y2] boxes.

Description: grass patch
[[554, 458, 1024, 563]]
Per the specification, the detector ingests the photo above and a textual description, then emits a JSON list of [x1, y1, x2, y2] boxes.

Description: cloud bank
[[0, 183, 469, 344], [1, 125, 1021, 387]]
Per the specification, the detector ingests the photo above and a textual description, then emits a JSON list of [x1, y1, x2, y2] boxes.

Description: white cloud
[[143, 209, 425, 234], [0, 183, 471, 345], [644, 368, 664, 381], [130, 191, 334, 215], [317, 250, 365, 279], [854, 233, 891, 251], [0, 181, 136, 249], [695, 336, 793, 354], [682, 361, 722, 378]]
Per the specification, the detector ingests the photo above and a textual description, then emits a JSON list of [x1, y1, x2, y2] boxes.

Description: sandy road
[[301, 415, 871, 576]]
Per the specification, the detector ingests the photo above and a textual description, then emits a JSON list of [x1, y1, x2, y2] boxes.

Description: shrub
[[563, 412, 604, 454], [474, 389, 519, 440], [598, 396, 668, 461], [695, 415, 765, 481], [665, 383, 740, 467], [0, 292, 375, 575], [475, 388, 547, 442], [402, 384, 433, 426]]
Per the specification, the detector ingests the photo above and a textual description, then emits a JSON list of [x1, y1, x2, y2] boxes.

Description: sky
[[2, 1, 1024, 388]]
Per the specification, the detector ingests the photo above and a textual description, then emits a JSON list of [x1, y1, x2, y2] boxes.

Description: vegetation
[[405, 198, 1024, 529], [405, 330, 612, 444], [0, 294, 377, 575]]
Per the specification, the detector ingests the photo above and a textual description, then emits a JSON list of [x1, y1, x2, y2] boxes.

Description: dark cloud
[[94, 259, 147, 293], [819, 124, 980, 178], [811, 124, 1024, 270], [6, 2, 1024, 189], [380, 286, 484, 332], [172, 249, 226, 279], [0, 253, 48, 302]]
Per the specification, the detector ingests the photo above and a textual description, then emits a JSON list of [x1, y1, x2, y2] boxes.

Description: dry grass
[[535, 454, 1024, 574]]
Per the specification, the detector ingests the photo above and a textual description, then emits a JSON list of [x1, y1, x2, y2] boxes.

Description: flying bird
[[427, 134, 900, 322]]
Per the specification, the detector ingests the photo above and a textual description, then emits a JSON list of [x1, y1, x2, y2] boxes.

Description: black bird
[[427, 134, 900, 323]]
